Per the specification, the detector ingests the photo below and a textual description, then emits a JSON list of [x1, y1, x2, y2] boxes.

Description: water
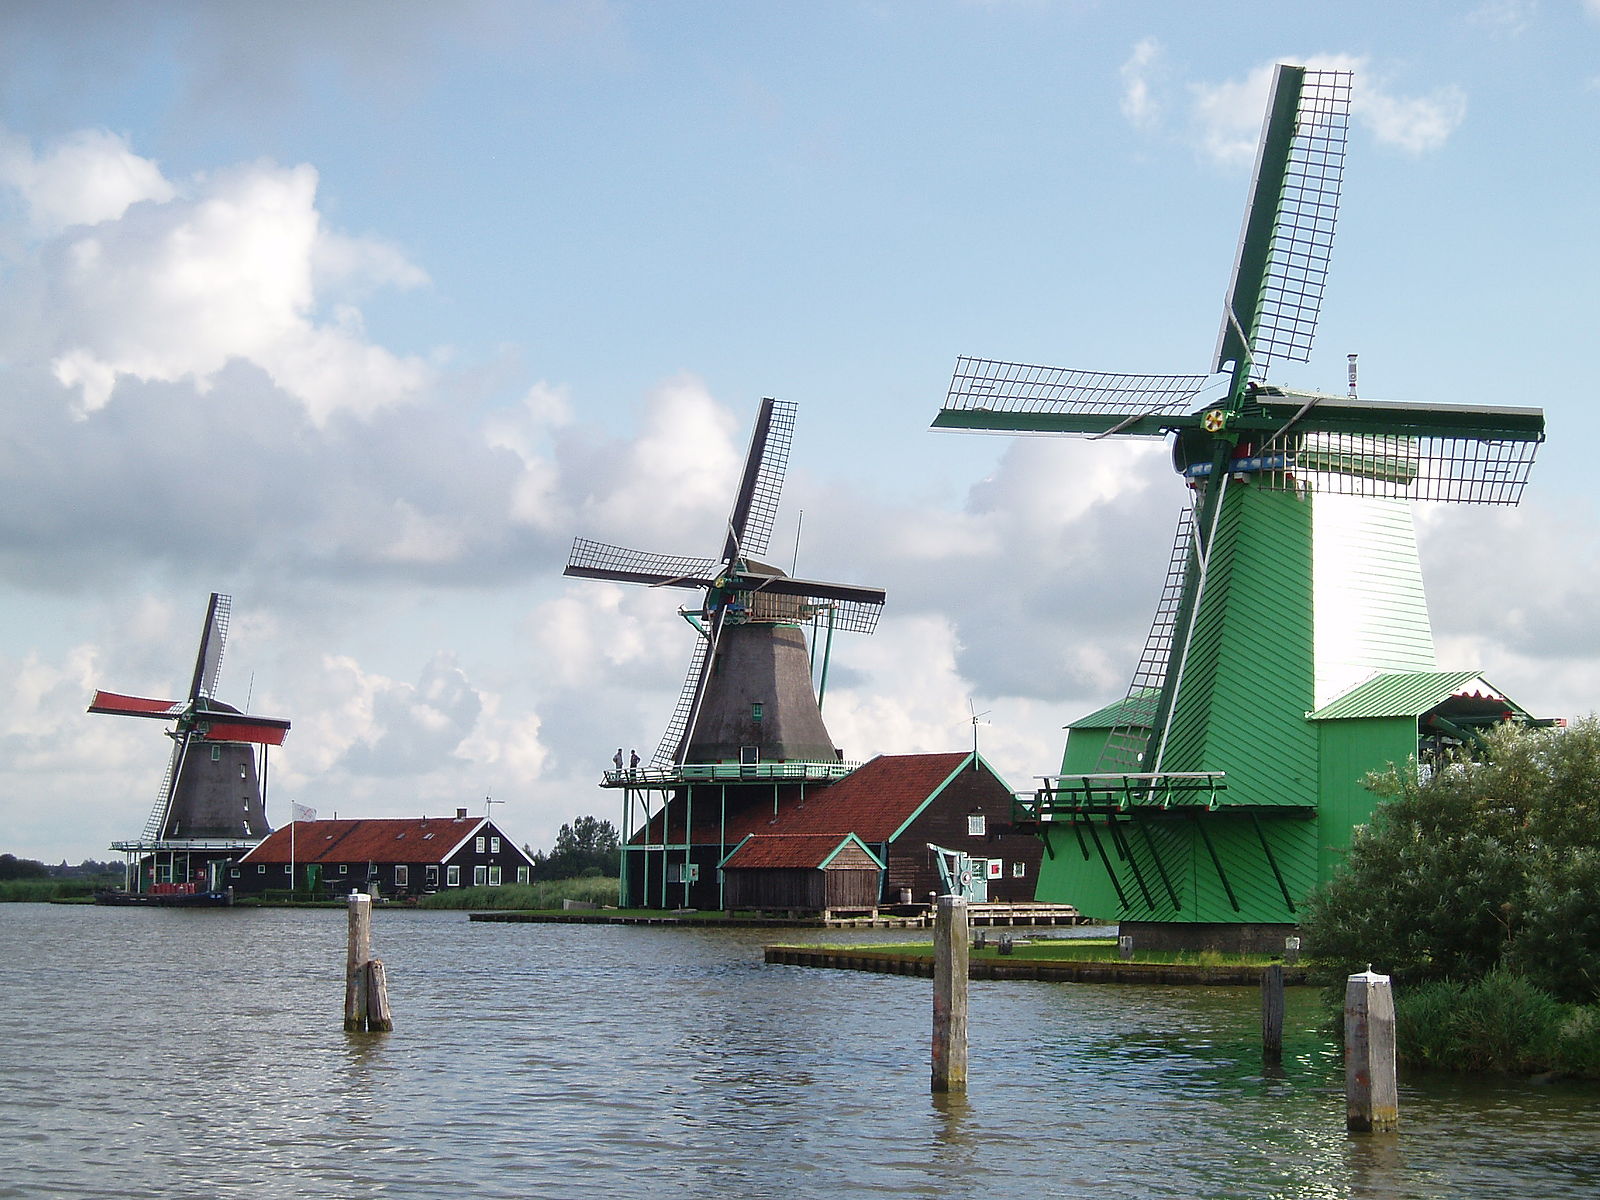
[[2, 905, 1597, 1199]]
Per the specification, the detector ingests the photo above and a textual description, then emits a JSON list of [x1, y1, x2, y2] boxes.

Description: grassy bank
[[0, 880, 103, 902], [416, 876, 620, 911], [847, 937, 1284, 968]]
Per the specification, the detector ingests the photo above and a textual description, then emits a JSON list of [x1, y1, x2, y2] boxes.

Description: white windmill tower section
[[1311, 493, 1437, 709]]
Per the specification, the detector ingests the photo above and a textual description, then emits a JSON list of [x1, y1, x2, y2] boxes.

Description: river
[[1, 904, 1596, 1199]]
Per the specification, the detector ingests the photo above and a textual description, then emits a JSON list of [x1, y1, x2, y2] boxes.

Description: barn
[[233, 809, 535, 900], [718, 833, 884, 916]]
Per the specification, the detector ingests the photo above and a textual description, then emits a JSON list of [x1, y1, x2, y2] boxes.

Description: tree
[[1302, 718, 1600, 1003], [0, 854, 48, 880], [531, 815, 620, 881]]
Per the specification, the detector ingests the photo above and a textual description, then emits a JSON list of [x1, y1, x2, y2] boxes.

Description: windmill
[[91, 593, 291, 893], [933, 65, 1546, 943], [566, 397, 885, 769]]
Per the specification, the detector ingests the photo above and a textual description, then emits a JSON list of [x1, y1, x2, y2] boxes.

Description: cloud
[[1187, 57, 1467, 165], [1119, 39, 1163, 131], [0, 127, 175, 235], [0, 128, 430, 422]]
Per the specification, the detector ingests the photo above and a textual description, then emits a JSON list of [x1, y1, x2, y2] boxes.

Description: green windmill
[[933, 65, 1547, 950]]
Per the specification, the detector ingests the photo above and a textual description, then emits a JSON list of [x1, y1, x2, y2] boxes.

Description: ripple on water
[[3, 905, 1600, 1200]]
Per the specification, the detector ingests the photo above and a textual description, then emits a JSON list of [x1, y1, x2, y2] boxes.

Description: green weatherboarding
[[933, 64, 1548, 942]]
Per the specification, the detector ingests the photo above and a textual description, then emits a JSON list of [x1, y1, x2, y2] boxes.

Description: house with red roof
[[625, 751, 1040, 912], [233, 808, 535, 899]]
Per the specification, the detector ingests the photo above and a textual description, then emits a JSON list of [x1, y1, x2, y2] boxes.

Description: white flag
[[292, 802, 317, 823]]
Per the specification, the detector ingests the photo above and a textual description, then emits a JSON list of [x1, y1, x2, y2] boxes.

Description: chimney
[[456, 807, 468, 820]]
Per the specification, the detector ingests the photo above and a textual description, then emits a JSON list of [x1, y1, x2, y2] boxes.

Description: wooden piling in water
[[931, 895, 968, 1093], [344, 892, 392, 1032], [1261, 962, 1284, 1064], [1344, 966, 1398, 1133]]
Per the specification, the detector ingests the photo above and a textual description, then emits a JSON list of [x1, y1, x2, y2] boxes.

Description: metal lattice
[[654, 634, 711, 767], [1096, 508, 1195, 772], [1250, 69, 1351, 377], [1256, 430, 1540, 504], [943, 356, 1211, 426], [741, 590, 882, 635], [566, 538, 719, 587], [192, 593, 231, 700], [734, 398, 795, 559]]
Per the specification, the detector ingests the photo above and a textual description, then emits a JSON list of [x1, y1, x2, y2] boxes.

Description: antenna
[[485, 793, 503, 821], [968, 699, 991, 766], [1348, 353, 1358, 398]]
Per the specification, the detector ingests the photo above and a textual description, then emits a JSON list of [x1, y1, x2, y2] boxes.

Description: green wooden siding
[[1161, 485, 1318, 809]]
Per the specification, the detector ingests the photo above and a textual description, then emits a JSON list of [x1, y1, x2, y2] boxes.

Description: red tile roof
[[638, 752, 974, 845], [719, 833, 881, 870], [239, 816, 523, 866]]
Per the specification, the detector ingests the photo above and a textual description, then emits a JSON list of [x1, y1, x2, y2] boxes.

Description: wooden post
[[365, 960, 394, 1032], [1261, 962, 1285, 1064], [1345, 965, 1398, 1132], [931, 895, 968, 1093], [344, 891, 393, 1032]]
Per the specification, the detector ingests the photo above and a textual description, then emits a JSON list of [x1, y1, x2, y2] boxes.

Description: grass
[[837, 937, 1285, 968], [0, 880, 104, 902], [415, 877, 621, 911], [1393, 969, 1600, 1077]]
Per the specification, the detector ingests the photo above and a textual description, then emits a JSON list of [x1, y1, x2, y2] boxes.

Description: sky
[[2, 0, 1597, 863]]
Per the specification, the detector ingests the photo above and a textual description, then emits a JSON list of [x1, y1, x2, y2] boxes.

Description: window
[[230, 868, 239, 878], [967, 813, 986, 837], [752, 702, 763, 721], [284, 865, 292, 875], [474, 865, 487, 887], [490, 836, 500, 854], [425, 865, 439, 888], [516, 866, 529, 885], [488, 866, 502, 887], [395, 865, 409, 887], [1012, 861, 1026, 878], [257, 864, 266, 875], [446, 864, 460, 887], [475, 836, 485, 853], [211, 746, 221, 762], [339, 864, 348, 875]]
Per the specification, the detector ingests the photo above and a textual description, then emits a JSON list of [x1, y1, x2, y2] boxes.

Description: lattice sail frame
[[943, 356, 1212, 426], [1251, 70, 1350, 373], [1253, 429, 1539, 504]]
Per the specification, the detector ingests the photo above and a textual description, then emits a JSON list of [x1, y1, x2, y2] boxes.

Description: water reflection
[[3, 905, 1600, 1199]]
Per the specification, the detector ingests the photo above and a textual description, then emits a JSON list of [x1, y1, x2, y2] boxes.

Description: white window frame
[[475, 836, 485, 853], [446, 864, 460, 887], [488, 865, 502, 887], [516, 866, 529, 885], [967, 813, 986, 837], [395, 865, 409, 887], [1012, 861, 1027, 878], [474, 865, 487, 887], [490, 836, 501, 853]]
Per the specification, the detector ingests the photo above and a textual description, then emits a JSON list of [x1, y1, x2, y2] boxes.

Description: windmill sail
[[565, 397, 884, 771], [1214, 66, 1351, 380], [189, 592, 231, 700]]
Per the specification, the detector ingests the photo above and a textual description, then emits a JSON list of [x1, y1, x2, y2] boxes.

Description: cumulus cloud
[[1188, 57, 1466, 165], [0, 128, 430, 422], [1119, 39, 1163, 131]]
